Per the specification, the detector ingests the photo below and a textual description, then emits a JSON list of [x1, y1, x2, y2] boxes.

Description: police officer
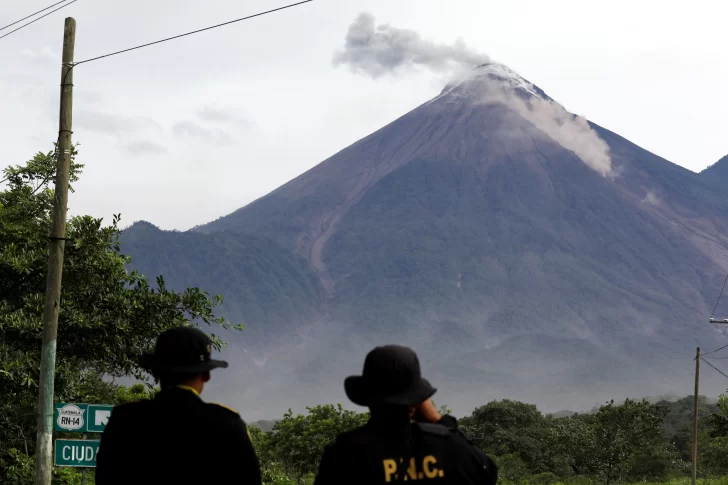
[[96, 326, 261, 485], [314, 345, 498, 485]]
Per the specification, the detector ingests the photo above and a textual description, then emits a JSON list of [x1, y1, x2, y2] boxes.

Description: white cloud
[[172, 121, 233, 145], [124, 140, 167, 156]]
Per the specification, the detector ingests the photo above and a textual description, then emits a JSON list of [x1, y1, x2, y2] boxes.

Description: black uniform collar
[[157, 385, 203, 401], [368, 406, 411, 428]]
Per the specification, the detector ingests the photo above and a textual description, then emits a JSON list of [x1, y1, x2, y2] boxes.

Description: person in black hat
[[314, 345, 498, 485], [96, 326, 261, 485]]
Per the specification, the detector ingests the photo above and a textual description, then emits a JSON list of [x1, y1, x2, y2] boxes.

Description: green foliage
[[461, 399, 566, 476], [658, 396, 719, 463], [530, 472, 560, 485], [0, 146, 237, 483], [256, 404, 369, 483], [2, 448, 34, 485], [248, 395, 725, 485], [701, 393, 728, 476], [578, 399, 672, 485], [495, 453, 532, 484]]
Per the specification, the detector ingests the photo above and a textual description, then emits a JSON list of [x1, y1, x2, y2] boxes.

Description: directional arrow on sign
[[95, 410, 111, 427]]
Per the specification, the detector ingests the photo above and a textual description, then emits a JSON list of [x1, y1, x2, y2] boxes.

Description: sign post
[[54, 402, 113, 478]]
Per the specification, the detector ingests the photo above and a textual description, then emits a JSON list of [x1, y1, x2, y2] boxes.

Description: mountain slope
[[123, 64, 728, 419], [121, 221, 325, 343], [701, 154, 728, 187]]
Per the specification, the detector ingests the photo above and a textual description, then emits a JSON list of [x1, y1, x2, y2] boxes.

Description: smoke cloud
[[477, 80, 613, 177], [334, 13, 613, 177], [332, 13, 488, 78]]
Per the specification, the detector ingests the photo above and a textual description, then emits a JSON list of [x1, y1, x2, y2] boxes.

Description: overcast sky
[[2, 0, 727, 230]]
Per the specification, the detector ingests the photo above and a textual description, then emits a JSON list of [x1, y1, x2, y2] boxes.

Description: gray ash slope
[[701, 154, 728, 188], [122, 65, 728, 419]]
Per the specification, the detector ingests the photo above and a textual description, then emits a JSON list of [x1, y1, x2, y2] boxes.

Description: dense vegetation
[[0, 146, 238, 483], [241, 395, 728, 485]]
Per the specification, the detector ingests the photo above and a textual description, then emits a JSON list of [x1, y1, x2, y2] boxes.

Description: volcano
[[122, 64, 728, 419], [701, 154, 728, 187]]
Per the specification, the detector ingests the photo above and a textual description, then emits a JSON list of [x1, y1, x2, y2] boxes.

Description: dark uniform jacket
[[96, 386, 261, 485], [314, 414, 497, 485]]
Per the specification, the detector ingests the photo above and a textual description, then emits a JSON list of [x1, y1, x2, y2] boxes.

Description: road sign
[[87, 404, 114, 433], [55, 403, 88, 432], [55, 403, 113, 433], [54, 439, 100, 467]]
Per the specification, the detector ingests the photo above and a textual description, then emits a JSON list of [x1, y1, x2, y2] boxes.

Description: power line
[[703, 343, 728, 357], [0, 0, 77, 41], [0, 0, 72, 32], [710, 272, 728, 320], [74, 0, 313, 66], [701, 356, 728, 380]]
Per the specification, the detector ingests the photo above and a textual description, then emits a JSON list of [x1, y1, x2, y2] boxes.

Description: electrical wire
[[0, 0, 77, 41], [703, 343, 728, 357], [710, 272, 728, 320], [0, 0, 72, 32], [74, 0, 313, 66], [701, 356, 728, 380]]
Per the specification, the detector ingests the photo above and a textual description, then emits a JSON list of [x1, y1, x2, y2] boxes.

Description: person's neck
[[369, 406, 411, 425], [162, 379, 204, 396], [176, 383, 203, 395]]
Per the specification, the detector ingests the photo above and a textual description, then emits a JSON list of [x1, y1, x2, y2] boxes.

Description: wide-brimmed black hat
[[344, 345, 436, 407], [140, 326, 229, 374]]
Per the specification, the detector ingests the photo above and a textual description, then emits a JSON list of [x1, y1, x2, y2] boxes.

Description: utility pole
[[34, 17, 76, 485], [692, 346, 700, 485]]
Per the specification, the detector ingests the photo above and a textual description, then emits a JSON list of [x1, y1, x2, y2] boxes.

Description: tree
[[0, 146, 240, 482], [547, 413, 595, 478], [581, 399, 670, 485], [460, 399, 562, 475], [702, 392, 728, 476], [263, 404, 369, 484]]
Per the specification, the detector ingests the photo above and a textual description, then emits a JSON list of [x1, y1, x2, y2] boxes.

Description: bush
[[563, 476, 595, 485], [496, 454, 531, 484], [530, 472, 560, 485]]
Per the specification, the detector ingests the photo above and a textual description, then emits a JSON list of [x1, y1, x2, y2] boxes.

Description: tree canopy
[[0, 146, 239, 482]]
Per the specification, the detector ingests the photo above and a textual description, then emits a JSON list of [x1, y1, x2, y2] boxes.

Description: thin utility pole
[[34, 17, 76, 485], [692, 347, 700, 485]]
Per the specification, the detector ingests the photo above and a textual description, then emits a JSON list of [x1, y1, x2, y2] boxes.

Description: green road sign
[[55, 403, 114, 433], [55, 403, 88, 432], [54, 439, 100, 467], [87, 404, 114, 433]]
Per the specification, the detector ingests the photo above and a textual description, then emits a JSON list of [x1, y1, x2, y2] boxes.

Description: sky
[[2, 0, 727, 231]]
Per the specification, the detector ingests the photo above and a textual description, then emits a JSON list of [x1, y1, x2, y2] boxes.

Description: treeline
[[248, 396, 728, 485]]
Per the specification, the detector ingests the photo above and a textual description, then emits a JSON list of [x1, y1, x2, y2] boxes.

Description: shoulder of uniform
[[208, 402, 241, 416], [415, 422, 452, 436], [113, 400, 146, 412], [104, 400, 147, 422], [333, 424, 371, 447]]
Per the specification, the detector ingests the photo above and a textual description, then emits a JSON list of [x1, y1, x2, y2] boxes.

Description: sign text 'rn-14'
[[54, 403, 114, 433]]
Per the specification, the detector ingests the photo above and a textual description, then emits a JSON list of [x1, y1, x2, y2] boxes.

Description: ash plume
[[476, 77, 613, 177], [333, 13, 488, 78], [334, 14, 613, 177]]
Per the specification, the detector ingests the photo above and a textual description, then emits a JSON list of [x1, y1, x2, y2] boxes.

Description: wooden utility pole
[[34, 17, 76, 485], [692, 346, 700, 485]]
